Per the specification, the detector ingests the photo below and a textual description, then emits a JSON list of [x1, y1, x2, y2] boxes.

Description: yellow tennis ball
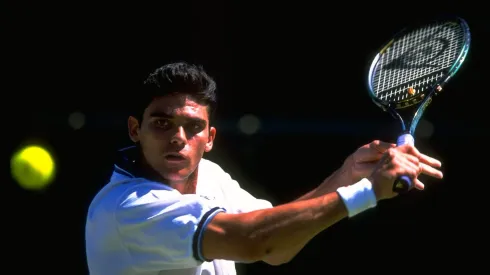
[[10, 145, 55, 190]]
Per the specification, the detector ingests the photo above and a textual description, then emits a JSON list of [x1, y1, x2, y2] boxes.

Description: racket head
[[367, 16, 471, 111]]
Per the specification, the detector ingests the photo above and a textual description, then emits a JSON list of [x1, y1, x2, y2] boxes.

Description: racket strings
[[373, 22, 465, 103]]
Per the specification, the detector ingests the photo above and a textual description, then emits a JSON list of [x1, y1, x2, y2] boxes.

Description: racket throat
[[386, 107, 409, 133]]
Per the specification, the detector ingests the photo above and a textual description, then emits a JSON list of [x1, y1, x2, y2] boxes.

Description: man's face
[[128, 93, 216, 183]]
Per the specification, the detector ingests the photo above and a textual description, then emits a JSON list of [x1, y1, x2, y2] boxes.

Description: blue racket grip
[[393, 134, 415, 193]]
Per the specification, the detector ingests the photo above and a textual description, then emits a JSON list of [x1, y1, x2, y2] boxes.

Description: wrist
[[336, 178, 377, 217]]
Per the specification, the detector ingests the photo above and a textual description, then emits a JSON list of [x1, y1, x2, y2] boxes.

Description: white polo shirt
[[85, 157, 273, 275]]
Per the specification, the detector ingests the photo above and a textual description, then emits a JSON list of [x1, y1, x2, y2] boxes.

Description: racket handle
[[393, 134, 415, 193]]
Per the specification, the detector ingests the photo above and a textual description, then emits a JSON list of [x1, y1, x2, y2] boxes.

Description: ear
[[205, 126, 216, 152], [128, 116, 141, 143]]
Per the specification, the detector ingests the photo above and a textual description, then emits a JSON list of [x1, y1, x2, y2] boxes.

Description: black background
[[4, 1, 489, 273]]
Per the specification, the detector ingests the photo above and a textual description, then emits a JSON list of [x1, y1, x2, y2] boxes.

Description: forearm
[[256, 178, 376, 264], [243, 191, 347, 264], [203, 179, 377, 265]]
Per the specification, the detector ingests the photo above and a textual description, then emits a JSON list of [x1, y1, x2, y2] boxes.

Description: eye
[[187, 122, 204, 133], [154, 119, 172, 130]]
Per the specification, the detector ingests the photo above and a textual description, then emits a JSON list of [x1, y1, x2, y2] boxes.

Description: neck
[[168, 170, 198, 195], [137, 157, 199, 195]]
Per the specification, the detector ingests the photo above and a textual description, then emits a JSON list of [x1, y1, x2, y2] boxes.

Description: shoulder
[[86, 174, 177, 220], [85, 172, 225, 272]]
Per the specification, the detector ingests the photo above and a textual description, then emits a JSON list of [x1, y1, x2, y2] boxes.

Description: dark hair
[[132, 61, 217, 123]]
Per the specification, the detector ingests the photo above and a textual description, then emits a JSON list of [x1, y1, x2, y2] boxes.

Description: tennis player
[[85, 62, 444, 275]]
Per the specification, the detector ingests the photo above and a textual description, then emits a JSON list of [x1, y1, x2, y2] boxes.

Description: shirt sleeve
[[115, 185, 226, 271]]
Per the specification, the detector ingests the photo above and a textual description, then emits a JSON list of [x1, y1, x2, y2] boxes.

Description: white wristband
[[336, 178, 377, 217]]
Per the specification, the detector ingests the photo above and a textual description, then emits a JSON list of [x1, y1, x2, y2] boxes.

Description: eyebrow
[[149, 111, 206, 123], [149, 111, 173, 118]]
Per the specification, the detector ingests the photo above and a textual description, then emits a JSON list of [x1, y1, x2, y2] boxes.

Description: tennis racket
[[367, 16, 471, 193]]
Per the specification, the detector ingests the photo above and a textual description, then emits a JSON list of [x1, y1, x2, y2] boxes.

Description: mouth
[[164, 153, 188, 162]]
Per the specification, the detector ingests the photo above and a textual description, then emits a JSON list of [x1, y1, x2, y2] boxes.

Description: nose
[[170, 126, 187, 145]]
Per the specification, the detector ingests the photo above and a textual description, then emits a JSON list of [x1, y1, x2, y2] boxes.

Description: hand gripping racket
[[367, 16, 471, 193]]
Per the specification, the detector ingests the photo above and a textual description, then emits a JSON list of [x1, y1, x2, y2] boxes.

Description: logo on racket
[[383, 27, 450, 70]]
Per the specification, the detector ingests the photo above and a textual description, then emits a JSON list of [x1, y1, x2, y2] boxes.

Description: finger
[[355, 148, 385, 162], [400, 151, 443, 179], [396, 157, 427, 191], [402, 157, 420, 175], [396, 154, 421, 179], [370, 140, 397, 153], [402, 153, 420, 166], [355, 141, 396, 162], [420, 162, 444, 179], [418, 153, 442, 168], [397, 144, 422, 158], [399, 145, 443, 170], [414, 178, 425, 190]]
